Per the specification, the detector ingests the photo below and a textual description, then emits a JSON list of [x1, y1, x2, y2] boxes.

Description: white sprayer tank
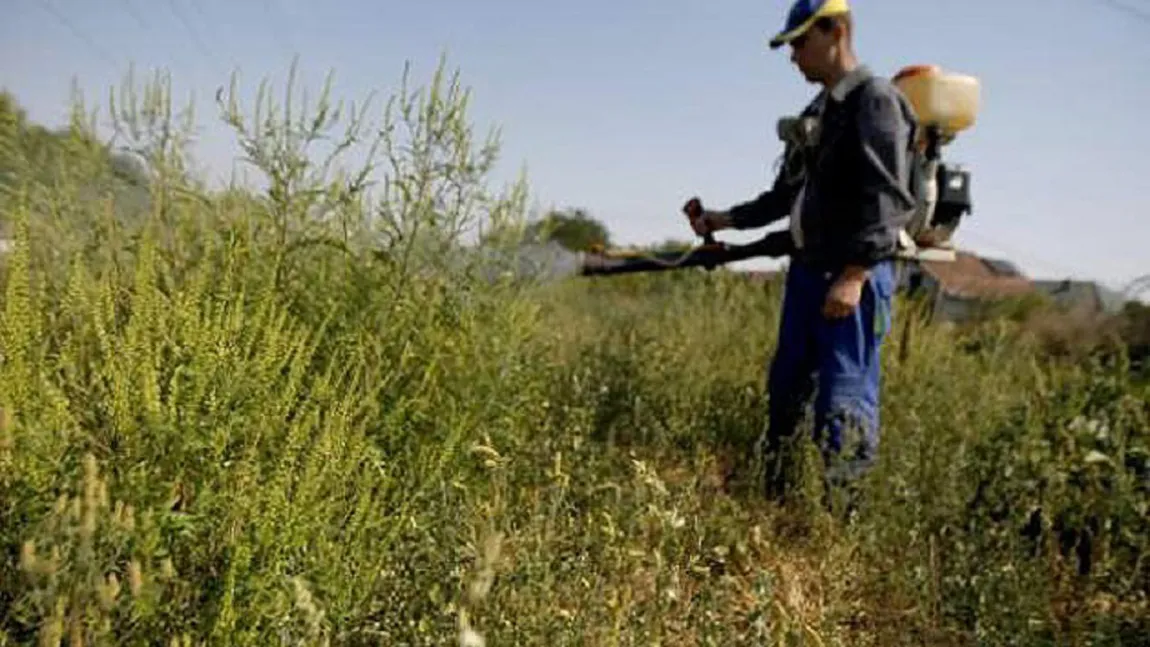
[[893, 65, 981, 138]]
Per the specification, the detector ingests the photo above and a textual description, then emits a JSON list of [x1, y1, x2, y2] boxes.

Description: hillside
[[2, 65, 1148, 646]]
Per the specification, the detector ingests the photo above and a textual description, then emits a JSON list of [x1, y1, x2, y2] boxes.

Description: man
[[688, 0, 918, 506]]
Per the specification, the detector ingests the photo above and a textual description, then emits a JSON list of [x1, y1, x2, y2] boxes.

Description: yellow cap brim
[[768, 0, 851, 49]]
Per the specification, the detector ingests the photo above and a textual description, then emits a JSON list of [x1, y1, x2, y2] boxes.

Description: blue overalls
[[763, 256, 896, 500]]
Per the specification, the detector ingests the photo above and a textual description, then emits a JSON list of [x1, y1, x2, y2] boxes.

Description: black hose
[[579, 230, 794, 276]]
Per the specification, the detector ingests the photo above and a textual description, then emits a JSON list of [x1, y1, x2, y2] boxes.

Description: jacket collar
[[827, 64, 873, 102]]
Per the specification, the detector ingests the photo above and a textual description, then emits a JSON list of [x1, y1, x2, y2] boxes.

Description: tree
[[1120, 300, 1150, 371], [524, 208, 611, 252], [648, 238, 695, 253]]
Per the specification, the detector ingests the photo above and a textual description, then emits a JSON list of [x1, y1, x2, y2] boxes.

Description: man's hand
[[823, 265, 868, 319], [683, 197, 733, 238], [687, 208, 733, 237]]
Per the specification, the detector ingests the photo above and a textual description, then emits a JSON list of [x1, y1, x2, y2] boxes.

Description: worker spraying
[[686, 0, 928, 509]]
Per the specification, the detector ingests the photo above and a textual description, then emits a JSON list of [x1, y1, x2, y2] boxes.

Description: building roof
[[918, 250, 1035, 300]]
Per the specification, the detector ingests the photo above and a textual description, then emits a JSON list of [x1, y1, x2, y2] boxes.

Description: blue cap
[[769, 0, 851, 49]]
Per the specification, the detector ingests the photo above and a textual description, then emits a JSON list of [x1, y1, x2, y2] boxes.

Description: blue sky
[[3, 0, 1149, 292]]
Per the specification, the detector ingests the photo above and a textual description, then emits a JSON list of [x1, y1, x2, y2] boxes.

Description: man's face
[[788, 24, 837, 84]]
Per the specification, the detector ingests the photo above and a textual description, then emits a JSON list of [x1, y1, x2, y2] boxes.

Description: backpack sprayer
[[579, 65, 980, 277]]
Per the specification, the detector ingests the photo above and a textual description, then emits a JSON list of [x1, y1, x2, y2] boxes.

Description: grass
[[1, 59, 1148, 646]]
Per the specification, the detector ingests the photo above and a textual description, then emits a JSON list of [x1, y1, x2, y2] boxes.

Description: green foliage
[[2, 59, 1148, 647], [524, 207, 611, 251], [1119, 300, 1150, 374], [649, 237, 697, 253]]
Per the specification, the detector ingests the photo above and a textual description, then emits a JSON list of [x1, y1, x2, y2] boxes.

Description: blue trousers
[[763, 258, 895, 499]]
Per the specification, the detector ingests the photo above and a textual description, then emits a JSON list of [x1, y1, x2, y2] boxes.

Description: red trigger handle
[[683, 197, 716, 246]]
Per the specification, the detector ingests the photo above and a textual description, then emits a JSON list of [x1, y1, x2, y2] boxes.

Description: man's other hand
[[823, 266, 868, 318]]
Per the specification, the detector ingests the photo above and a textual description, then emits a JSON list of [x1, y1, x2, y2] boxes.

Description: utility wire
[[1092, 0, 1150, 23], [32, 0, 118, 68], [188, 0, 212, 25], [166, 0, 227, 79], [957, 228, 1095, 281], [119, 0, 150, 30], [259, 0, 299, 60]]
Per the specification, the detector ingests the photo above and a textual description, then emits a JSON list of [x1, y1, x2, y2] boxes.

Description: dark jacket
[[727, 65, 918, 271]]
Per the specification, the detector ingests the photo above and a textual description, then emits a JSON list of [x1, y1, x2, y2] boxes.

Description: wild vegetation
[[1, 60, 1147, 646]]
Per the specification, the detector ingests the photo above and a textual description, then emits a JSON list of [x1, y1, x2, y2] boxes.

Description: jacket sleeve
[[726, 165, 802, 230], [842, 83, 916, 267], [726, 95, 824, 231]]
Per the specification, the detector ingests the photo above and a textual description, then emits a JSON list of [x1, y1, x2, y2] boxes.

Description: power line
[[956, 228, 1094, 281], [188, 0, 212, 25], [165, 0, 227, 79], [1092, 0, 1150, 23], [119, 0, 150, 30], [259, 0, 299, 60], [32, 0, 118, 68]]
